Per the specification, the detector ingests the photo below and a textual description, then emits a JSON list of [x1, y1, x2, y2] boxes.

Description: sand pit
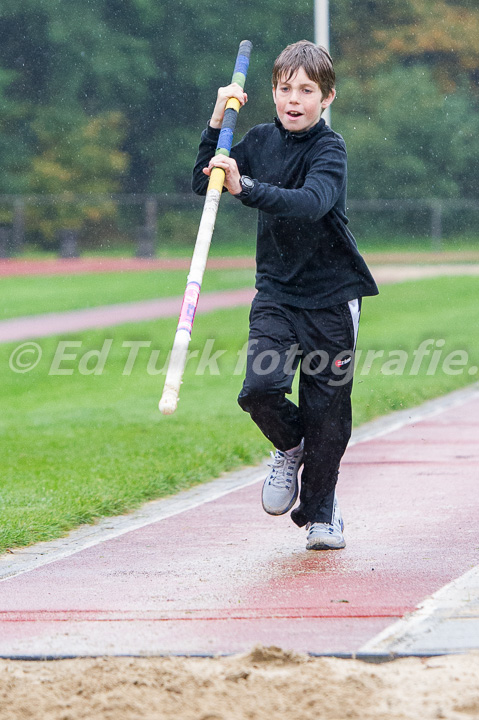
[[1, 646, 479, 719]]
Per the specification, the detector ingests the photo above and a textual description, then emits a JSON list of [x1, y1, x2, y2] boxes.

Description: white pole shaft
[[158, 188, 221, 415], [314, 0, 331, 127]]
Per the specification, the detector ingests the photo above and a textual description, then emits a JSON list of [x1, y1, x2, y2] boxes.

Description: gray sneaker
[[262, 440, 303, 515], [306, 496, 345, 550]]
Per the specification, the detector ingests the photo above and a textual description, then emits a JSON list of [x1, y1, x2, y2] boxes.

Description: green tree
[[372, 0, 479, 91], [334, 66, 479, 200], [116, 0, 315, 192], [0, 68, 30, 195], [1, 0, 479, 213], [330, 0, 479, 205], [0, 0, 146, 240], [331, 0, 479, 90], [26, 107, 129, 243], [0, 0, 316, 195]]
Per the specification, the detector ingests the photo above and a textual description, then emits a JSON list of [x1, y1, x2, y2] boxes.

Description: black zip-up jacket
[[192, 117, 378, 309]]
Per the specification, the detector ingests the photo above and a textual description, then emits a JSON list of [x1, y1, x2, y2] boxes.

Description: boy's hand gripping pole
[[159, 40, 253, 415]]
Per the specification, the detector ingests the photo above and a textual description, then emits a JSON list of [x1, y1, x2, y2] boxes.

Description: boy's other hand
[[203, 156, 242, 196], [210, 83, 248, 129]]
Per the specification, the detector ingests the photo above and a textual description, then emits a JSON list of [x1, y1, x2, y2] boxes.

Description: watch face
[[241, 176, 254, 190]]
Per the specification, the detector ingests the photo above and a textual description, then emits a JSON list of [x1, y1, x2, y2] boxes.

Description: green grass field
[[0, 275, 478, 553], [0, 267, 255, 320], [18, 233, 479, 260], [198, 234, 479, 256]]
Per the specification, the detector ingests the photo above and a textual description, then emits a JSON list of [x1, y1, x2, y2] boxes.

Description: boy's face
[[272, 66, 335, 133]]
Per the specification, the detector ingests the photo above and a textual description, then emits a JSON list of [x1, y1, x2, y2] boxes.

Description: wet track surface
[[0, 389, 478, 658]]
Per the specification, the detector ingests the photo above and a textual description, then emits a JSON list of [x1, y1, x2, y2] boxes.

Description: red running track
[[0, 391, 478, 658], [0, 257, 255, 276]]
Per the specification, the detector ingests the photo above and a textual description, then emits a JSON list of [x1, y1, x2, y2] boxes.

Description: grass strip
[[0, 267, 255, 321], [17, 233, 479, 259], [0, 276, 478, 553]]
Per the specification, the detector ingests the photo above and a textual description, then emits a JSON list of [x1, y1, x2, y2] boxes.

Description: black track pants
[[237, 297, 359, 526]]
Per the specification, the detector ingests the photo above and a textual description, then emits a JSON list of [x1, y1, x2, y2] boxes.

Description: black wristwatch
[[236, 175, 255, 197]]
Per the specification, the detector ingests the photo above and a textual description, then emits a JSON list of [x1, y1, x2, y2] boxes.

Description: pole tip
[[159, 389, 178, 415]]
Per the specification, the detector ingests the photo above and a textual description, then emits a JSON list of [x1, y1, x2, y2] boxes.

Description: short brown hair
[[272, 40, 335, 98]]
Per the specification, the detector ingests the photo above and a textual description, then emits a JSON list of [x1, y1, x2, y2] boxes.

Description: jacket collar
[[274, 116, 326, 141]]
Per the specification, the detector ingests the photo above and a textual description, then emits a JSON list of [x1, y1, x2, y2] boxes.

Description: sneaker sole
[[262, 482, 299, 516], [306, 538, 346, 551]]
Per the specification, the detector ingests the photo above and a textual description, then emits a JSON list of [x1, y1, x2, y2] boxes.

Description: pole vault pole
[[159, 40, 253, 415]]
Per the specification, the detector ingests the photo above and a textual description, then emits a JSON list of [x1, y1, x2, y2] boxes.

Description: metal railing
[[0, 194, 478, 256], [346, 198, 479, 251]]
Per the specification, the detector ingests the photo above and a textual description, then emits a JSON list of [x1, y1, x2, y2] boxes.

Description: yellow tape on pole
[[207, 166, 226, 194], [225, 97, 241, 113]]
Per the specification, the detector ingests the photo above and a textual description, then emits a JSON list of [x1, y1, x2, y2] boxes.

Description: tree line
[[0, 0, 478, 242]]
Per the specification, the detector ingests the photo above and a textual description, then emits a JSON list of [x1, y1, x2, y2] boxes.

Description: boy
[[192, 40, 378, 550]]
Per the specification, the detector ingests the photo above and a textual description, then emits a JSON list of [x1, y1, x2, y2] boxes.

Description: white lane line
[[1, 383, 477, 582], [0, 463, 268, 582], [359, 563, 479, 656]]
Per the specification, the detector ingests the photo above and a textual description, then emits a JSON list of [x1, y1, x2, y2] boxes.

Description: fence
[[346, 198, 479, 251], [0, 194, 478, 257], [0, 193, 168, 258]]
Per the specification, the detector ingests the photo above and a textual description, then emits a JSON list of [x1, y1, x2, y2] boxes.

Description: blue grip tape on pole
[[217, 127, 234, 154], [233, 53, 250, 77], [215, 41, 252, 157], [216, 107, 238, 155]]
